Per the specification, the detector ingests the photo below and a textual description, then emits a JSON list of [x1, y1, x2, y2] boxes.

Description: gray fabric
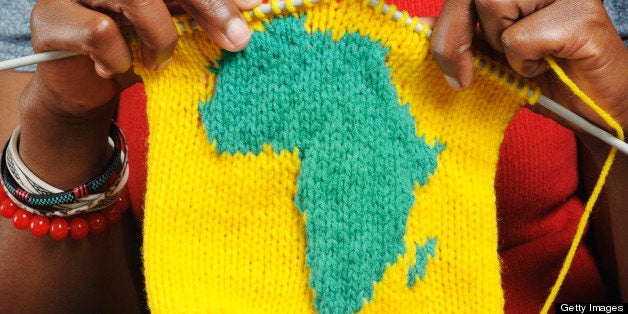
[[604, 0, 628, 46], [0, 0, 37, 71]]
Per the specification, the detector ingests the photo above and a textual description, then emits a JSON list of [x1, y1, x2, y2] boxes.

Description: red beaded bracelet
[[0, 187, 129, 240]]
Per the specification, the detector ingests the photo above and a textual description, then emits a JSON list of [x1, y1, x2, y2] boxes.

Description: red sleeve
[[389, 0, 443, 17], [117, 83, 148, 221]]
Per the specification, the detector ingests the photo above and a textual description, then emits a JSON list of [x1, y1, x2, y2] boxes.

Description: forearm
[[580, 134, 628, 300], [0, 216, 143, 313], [0, 74, 143, 312]]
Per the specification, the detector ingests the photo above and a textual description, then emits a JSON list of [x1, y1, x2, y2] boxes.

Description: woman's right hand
[[30, 0, 260, 115]]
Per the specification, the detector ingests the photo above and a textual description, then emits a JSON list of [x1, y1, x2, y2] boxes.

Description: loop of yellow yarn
[[384, 4, 397, 19], [271, 0, 283, 15], [541, 56, 623, 314], [285, 0, 297, 12]]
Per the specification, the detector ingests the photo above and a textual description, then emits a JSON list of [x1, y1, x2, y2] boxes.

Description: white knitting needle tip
[[536, 95, 628, 155], [0, 50, 78, 71]]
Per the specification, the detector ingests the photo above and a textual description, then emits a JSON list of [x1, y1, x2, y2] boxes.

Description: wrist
[[17, 76, 117, 190]]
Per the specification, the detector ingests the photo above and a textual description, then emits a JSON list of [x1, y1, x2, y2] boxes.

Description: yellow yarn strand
[[544, 59, 624, 140], [541, 57, 623, 314]]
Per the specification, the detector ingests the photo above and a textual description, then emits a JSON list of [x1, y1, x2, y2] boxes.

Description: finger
[[474, 0, 554, 52], [32, 0, 133, 78], [164, 0, 261, 13], [499, 0, 589, 78], [177, 0, 251, 52], [418, 17, 436, 29], [232, 0, 261, 10], [431, 0, 478, 90], [111, 0, 179, 71]]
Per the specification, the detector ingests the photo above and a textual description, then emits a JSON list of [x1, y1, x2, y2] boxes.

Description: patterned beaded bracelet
[[0, 186, 129, 240], [0, 121, 130, 239], [1, 123, 126, 211]]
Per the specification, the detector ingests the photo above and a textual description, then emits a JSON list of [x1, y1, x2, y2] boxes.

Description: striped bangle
[[0, 122, 129, 217]]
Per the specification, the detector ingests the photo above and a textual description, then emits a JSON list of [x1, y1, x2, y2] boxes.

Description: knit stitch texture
[[133, 0, 530, 312]]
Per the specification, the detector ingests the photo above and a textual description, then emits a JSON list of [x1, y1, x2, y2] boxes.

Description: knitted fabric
[[133, 0, 539, 312]]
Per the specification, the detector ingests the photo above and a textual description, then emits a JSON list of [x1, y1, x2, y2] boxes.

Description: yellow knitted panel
[[134, 0, 528, 312]]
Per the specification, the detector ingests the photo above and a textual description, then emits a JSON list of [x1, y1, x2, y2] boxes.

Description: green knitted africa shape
[[200, 15, 443, 313]]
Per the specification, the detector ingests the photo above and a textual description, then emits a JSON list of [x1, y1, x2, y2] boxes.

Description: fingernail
[[236, 0, 261, 8], [95, 63, 113, 79], [155, 57, 172, 72], [444, 75, 463, 91], [226, 18, 251, 48]]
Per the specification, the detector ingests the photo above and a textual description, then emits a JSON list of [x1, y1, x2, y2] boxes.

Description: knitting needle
[[0, 50, 78, 71], [473, 57, 628, 155], [0, 0, 625, 155], [536, 95, 627, 155]]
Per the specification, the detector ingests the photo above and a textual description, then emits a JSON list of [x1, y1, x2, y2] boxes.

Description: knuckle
[[197, 0, 231, 18], [161, 32, 179, 51], [29, 2, 52, 46], [612, 96, 628, 132], [429, 38, 448, 60], [140, 29, 178, 54], [123, 0, 161, 10], [518, 61, 541, 78], [30, 2, 46, 25], [430, 39, 465, 64], [83, 18, 119, 49], [234, 0, 261, 10], [500, 27, 523, 52], [476, 0, 511, 17], [500, 30, 513, 51], [476, 0, 498, 10], [87, 0, 120, 10]]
